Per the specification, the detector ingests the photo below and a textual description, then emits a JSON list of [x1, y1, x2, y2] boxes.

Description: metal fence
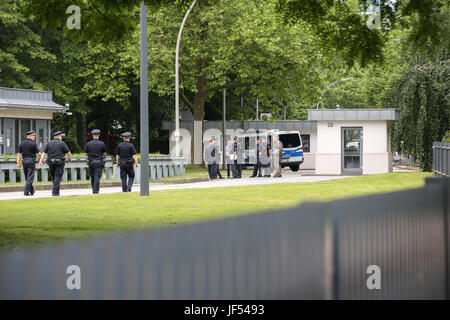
[[0, 156, 186, 184], [0, 177, 448, 299], [433, 142, 450, 177]]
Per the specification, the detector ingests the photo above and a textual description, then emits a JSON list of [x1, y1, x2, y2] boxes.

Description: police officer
[[115, 132, 138, 192], [16, 130, 41, 196], [204, 137, 217, 179], [39, 131, 72, 196], [232, 136, 244, 178], [250, 136, 262, 178], [84, 129, 107, 194], [212, 137, 223, 179], [260, 136, 271, 177]]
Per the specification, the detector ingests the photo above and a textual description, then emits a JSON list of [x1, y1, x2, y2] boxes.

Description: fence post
[[444, 177, 450, 299], [324, 205, 334, 300]]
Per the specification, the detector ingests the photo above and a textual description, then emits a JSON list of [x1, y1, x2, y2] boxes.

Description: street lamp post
[[140, 1, 149, 196], [316, 77, 353, 110], [175, 0, 198, 156], [222, 88, 227, 170]]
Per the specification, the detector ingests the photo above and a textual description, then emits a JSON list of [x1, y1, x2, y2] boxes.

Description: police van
[[269, 130, 304, 172], [236, 130, 304, 172]]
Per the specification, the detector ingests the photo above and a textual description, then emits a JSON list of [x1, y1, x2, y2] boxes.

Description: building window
[[301, 134, 310, 153], [15, 119, 19, 152], [0, 118, 3, 135]]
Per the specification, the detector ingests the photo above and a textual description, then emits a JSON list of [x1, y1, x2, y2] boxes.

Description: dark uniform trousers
[[232, 160, 242, 178], [22, 158, 36, 195], [89, 161, 103, 194], [208, 164, 217, 179], [227, 163, 232, 177], [48, 160, 65, 196], [252, 156, 262, 177], [120, 162, 135, 192]]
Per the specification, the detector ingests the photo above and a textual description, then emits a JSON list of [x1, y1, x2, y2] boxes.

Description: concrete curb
[[158, 177, 210, 184], [0, 181, 123, 193], [0, 177, 211, 192]]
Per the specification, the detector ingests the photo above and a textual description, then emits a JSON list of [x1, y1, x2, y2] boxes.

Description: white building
[[0, 87, 67, 154], [162, 108, 400, 176], [308, 109, 399, 175]]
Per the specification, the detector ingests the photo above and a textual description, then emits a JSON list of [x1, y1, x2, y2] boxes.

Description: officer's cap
[[53, 131, 65, 137], [121, 132, 132, 138], [210, 136, 216, 141], [25, 130, 36, 136], [91, 129, 101, 135], [233, 136, 238, 140]]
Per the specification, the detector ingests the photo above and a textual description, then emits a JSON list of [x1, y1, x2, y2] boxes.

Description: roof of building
[[162, 120, 318, 132], [0, 87, 67, 112], [307, 109, 400, 121]]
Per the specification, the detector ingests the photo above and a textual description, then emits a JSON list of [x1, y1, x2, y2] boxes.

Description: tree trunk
[[193, 73, 207, 121], [76, 111, 86, 148]]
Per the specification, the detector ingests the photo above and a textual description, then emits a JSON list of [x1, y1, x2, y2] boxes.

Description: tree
[[0, 0, 55, 88], [390, 57, 449, 171], [146, 0, 326, 121]]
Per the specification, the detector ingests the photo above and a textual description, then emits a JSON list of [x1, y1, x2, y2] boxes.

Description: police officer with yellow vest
[[84, 129, 107, 194], [16, 130, 41, 196]]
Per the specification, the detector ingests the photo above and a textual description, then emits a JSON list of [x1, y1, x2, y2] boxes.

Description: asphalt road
[[0, 168, 349, 201]]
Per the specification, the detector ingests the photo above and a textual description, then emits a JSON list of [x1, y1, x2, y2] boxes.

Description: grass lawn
[[0, 172, 431, 250]]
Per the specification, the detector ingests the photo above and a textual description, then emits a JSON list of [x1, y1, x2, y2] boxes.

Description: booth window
[[301, 134, 310, 153]]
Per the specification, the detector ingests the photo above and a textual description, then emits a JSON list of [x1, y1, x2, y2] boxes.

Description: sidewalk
[[0, 170, 348, 200]]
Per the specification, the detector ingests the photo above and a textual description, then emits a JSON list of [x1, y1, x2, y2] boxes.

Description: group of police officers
[[16, 129, 284, 196], [204, 135, 283, 180], [16, 129, 138, 196]]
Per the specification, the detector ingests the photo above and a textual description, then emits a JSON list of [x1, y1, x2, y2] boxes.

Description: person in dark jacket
[[250, 136, 263, 178], [16, 130, 41, 196], [115, 132, 139, 192], [39, 131, 72, 196], [84, 129, 107, 194]]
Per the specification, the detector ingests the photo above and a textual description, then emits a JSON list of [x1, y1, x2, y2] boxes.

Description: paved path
[[0, 169, 349, 200]]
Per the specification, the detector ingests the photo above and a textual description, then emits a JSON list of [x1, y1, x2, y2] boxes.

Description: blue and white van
[[237, 130, 304, 172], [268, 130, 304, 172]]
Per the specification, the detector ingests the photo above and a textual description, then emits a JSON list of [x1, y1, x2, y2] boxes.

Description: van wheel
[[290, 164, 299, 172]]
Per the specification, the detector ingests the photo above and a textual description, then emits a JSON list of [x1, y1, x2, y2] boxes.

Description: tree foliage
[[390, 57, 449, 171]]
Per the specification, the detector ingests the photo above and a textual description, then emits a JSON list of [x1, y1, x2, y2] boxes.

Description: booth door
[[342, 127, 363, 174]]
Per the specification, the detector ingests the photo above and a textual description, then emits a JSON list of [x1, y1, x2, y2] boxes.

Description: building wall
[[315, 120, 392, 175]]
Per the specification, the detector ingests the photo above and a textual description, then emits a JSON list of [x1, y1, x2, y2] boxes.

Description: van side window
[[301, 134, 310, 153]]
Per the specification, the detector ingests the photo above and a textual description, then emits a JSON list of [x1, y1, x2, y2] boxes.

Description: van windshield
[[279, 134, 300, 148]]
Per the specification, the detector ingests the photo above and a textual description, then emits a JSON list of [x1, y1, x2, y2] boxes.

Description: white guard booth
[[308, 109, 400, 175]]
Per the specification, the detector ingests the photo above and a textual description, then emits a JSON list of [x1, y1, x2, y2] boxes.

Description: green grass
[[0, 172, 431, 250], [158, 167, 254, 180]]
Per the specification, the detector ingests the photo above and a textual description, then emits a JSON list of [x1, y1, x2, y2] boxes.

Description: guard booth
[[308, 109, 399, 175], [0, 87, 67, 154]]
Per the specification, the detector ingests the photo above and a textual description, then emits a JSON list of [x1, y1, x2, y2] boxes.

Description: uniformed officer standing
[[204, 138, 217, 179], [83, 129, 107, 194], [250, 136, 262, 178], [115, 132, 139, 192], [260, 137, 271, 177], [232, 136, 244, 178], [270, 135, 284, 178], [212, 138, 223, 179], [16, 130, 41, 196], [39, 131, 72, 196]]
